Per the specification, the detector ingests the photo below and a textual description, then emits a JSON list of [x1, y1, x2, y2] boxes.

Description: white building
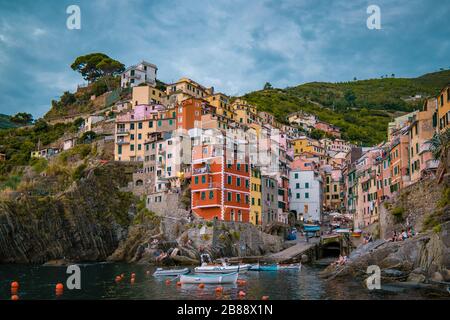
[[121, 61, 158, 88], [289, 167, 323, 223]]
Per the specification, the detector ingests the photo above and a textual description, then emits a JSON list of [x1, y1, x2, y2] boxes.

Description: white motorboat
[[152, 267, 190, 277], [180, 272, 239, 284], [194, 263, 251, 274]]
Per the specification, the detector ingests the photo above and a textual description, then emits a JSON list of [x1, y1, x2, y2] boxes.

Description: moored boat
[[152, 267, 190, 276], [179, 272, 239, 284], [194, 264, 251, 274], [250, 263, 302, 271]]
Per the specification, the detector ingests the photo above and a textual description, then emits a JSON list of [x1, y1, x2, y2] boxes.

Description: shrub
[[30, 158, 48, 174], [72, 163, 87, 181], [391, 207, 404, 223]]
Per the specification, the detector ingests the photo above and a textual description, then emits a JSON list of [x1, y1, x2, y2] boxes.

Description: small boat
[[278, 263, 302, 271], [152, 267, 190, 277], [194, 263, 251, 274], [250, 263, 302, 271], [304, 224, 321, 232], [179, 272, 239, 284], [249, 263, 278, 271]]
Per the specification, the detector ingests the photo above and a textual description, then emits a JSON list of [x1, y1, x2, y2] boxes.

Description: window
[[237, 163, 241, 171], [296, 193, 300, 199], [294, 173, 298, 179], [245, 164, 249, 172], [201, 176, 206, 183], [230, 210, 235, 221], [209, 191, 214, 199], [158, 120, 162, 127], [237, 177, 241, 187], [138, 144, 141, 151], [252, 197, 255, 205], [305, 182, 309, 188], [118, 145, 122, 155], [227, 192, 232, 201], [305, 192, 309, 199], [149, 121, 153, 128], [130, 123, 135, 130], [201, 192, 206, 200], [138, 122, 142, 129], [334, 185, 337, 192], [138, 133, 142, 140], [236, 194, 241, 203], [130, 144, 135, 151], [238, 210, 242, 222], [130, 134, 135, 140], [195, 176, 199, 184], [296, 183, 300, 189], [227, 175, 232, 184]]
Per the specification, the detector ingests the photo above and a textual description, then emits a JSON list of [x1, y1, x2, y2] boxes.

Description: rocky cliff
[[0, 163, 136, 264]]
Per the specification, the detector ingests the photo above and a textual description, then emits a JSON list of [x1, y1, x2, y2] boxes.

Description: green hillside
[[0, 114, 20, 129], [242, 70, 450, 145]]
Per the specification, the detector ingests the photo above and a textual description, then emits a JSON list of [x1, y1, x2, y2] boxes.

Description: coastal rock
[[407, 273, 426, 283]]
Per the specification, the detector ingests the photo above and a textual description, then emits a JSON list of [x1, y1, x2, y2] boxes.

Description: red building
[[191, 135, 250, 222]]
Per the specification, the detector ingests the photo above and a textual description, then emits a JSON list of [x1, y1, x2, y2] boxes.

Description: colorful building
[[261, 175, 278, 225], [191, 133, 250, 222], [437, 85, 450, 133], [250, 167, 262, 225], [132, 85, 165, 106], [121, 61, 157, 88]]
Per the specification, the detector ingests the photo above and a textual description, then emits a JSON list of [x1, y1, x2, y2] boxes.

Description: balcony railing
[[425, 159, 439, 169]]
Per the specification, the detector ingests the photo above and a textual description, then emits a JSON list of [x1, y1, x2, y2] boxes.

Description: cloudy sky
[[0, 0, 449, 117]]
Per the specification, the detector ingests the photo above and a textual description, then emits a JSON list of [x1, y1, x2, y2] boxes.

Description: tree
[[70, 53, 124, 84], [344, 89, 356, 107], [10, 112, 33, 125], [263, 82, 273, 90], [428, 129, 450, 160]]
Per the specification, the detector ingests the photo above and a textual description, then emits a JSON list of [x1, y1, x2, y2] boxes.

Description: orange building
[[191, 135, 250, 222], [389, 132, 410, 193], [176, 98, 203, 131], [437, 85, 450, 133]]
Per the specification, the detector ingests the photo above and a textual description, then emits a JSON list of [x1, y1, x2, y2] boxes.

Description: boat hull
[[194, 264, 250, 274], [180, 272, 239, 284], [153, 268, 190, 276]]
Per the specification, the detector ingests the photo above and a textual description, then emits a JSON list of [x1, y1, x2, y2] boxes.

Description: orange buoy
[[55, 283, 64, 290], [11, 295, 19, 300], [262, 295, 269, 300], [198, 283, 205, 289], [11, 281, 19, 289], [176, 281, 182, 286], [238, 290, 246, 298], [215, 286, 223, 294], [165, 279, 171, 285], [115, 276, 122, 282], [55, 289, 63, 297], [11, 287, 19, 295]]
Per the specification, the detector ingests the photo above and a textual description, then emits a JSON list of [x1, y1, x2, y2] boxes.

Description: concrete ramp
[[268, 239, 319, 263]]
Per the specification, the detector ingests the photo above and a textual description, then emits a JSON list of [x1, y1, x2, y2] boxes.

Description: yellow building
[[250, 167, 262, 225], [205, 93, 235, 120], [231, 99, 258, 125], [437, 85, 450, 133], [132, 85, 165, 106], [292, 136, 324, 158], [166, 78, 213, 105]]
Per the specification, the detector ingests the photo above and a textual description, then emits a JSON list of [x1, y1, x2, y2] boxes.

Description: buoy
[[198, 283, 205, 289], [262, 295, 269, 300], [11, 281, 19, 289], [115, 276, 122, 282], [55, 283, 64, 290], [131, 273, 136, 278], [238, 290, 246, 298], [215, 286, 223, 294], [165, 279, 171, 285], [176, 281, 182, 286], [11, 295, 19, 300], [55, 289, 63, 297]]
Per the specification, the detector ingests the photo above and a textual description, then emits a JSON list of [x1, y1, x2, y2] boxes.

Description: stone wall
[[379, 177, 447, 239]]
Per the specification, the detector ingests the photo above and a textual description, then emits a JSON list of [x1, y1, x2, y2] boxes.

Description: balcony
[[425, 159, 439, 170], [116, 129, 129, 136], [193, 165, 211, 175], [116, 139, 129, 145]]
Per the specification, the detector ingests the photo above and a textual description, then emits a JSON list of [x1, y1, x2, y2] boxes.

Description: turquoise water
[[0, 263, 447, 300]]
